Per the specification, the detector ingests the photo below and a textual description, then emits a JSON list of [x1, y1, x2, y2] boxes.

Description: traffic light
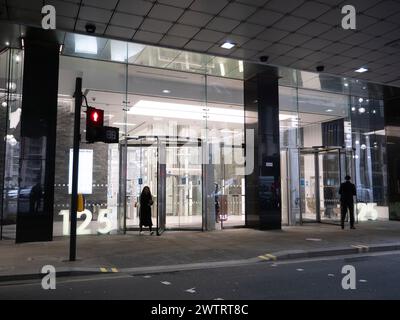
[[86, 107, 104, 143], [85, 107, 119, 143]]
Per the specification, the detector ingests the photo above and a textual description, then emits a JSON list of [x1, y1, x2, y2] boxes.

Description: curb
[[0, 270, 103, 284], [264, 243, 400, 261], [1, 243, 400, 283]]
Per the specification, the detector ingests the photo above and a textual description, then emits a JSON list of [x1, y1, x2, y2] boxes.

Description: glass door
[[319, 149, 342, 223], [123, 136, 203, 233], [125, 139, 158, 231], [165, 140, 202, 229], [299, 150, 318, 222], [281, 148, 301, 226], [157, 139, 166, 235], [299, 147, 354, 224]]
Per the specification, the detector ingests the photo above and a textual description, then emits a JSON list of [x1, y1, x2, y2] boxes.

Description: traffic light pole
[[70, 77, 82, 261]]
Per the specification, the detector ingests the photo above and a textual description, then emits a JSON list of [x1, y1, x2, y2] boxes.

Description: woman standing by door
[[139, 186, 154, 235]]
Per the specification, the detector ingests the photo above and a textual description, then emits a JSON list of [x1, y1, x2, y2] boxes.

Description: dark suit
[[339, 181, 356, 228]]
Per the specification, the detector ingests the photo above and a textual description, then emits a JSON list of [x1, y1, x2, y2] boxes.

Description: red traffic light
[[86, 107, 104, 127], [91, 111, 99, 122]]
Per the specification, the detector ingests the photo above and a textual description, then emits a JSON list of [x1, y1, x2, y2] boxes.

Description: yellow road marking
[[258, 253, 277, 261], [265, 254, 277, 261]]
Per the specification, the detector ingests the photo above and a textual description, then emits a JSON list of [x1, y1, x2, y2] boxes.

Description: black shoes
[[341, 225, 356, 229]]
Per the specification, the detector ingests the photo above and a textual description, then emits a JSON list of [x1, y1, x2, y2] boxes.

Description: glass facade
[[53, 34, 246, 237], [279, 71, 388, 225], [0, 30, 397, 241]]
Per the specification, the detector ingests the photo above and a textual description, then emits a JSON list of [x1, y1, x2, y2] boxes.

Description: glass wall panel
[[1, 49, 23, 240], [207, 56, 243, 79], [297, 70, 350, 95], [0, 49, 9, 239], [206, 75, 245, 228], [279, 86, 300, 225], [350, 96, 388, 220], [298, 89, 349, 148], [54, 56, 127, 237], [279, 86, 299, 148], [278, 66, 297, 87]]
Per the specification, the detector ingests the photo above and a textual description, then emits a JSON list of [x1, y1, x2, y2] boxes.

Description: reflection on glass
[[61, 32, 244, 80], [1, 49, 23, 240]]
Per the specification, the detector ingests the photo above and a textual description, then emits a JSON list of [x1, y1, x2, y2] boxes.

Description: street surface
[[1, 251, 399, 300]]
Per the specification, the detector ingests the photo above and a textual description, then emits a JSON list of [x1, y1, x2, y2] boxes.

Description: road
[[0, 252, 399, 300]]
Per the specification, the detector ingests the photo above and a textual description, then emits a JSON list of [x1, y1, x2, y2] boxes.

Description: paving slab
[[1, 220, 400, 280]]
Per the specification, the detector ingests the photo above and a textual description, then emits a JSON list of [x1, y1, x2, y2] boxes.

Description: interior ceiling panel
[[1, 0, 399, 87]]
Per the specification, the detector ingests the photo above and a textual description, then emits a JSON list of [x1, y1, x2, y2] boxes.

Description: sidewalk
[[1, 221, 400, 280]]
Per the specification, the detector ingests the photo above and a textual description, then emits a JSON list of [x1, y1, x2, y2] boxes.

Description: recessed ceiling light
[[358, 107, 366, 113], [220, 42, 236, 50], [344, 83, 349, 87], [326, 109, 333, 112], [355, 67, 368, 73], [358, 98, 363, 103], [162, 89, 171, 94]]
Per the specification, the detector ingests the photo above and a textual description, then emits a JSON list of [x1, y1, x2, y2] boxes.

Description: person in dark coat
[[214, 183, 220, 223], [339, 175, 357, 230], [139, 186, 154, 235], [29, 182, 42, 213]]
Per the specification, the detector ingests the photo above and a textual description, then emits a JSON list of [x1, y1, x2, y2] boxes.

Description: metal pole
[[70, 77, 82, 261], [315, 152, 321, 223]]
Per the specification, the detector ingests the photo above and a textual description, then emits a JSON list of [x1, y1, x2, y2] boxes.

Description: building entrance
[[299, 147, 356, 225], [121, 136, 203, 234]]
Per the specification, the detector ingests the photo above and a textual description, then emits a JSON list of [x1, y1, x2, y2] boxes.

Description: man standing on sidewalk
[[339, 175, 357, 230]]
